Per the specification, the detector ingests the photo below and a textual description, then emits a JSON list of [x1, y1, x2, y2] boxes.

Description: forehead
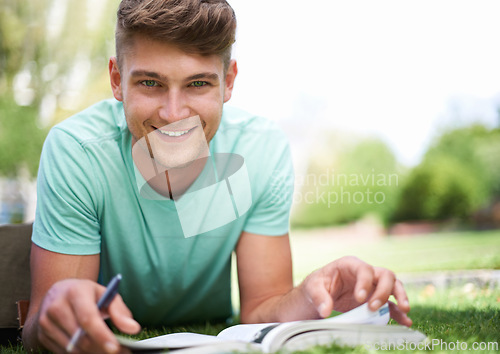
[[120, 34, 224, 74]]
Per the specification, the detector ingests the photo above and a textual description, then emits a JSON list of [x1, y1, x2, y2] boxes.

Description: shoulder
[[214, 105, 294, 196], [219, 105, 287, 136], [39, 99, 129, 195], [216, 105, 290, 153], [51, 99, 127, 146]]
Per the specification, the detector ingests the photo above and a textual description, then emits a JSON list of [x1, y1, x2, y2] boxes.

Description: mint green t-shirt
[[32, 99, 294, 326]]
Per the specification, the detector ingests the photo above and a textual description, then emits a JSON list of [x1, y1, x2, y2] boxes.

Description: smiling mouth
[[155, 126, 197, 137]]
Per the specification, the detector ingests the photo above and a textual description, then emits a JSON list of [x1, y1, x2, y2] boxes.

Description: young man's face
[[109, 34, 237, 169]]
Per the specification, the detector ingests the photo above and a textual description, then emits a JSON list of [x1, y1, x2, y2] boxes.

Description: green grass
[[3, 230, 499, 353], [290, 229, 500, 280]]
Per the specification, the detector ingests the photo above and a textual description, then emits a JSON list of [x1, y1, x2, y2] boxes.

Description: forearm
[[240, 282, 320, 323]]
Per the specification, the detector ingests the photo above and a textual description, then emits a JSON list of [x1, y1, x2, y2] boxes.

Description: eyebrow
[[131, 70, 167, 81], [130, 70, 219, 83], [185, 72, 219, 82]]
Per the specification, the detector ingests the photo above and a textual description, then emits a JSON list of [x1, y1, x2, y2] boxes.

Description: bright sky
[[228, 0, 500, 167]]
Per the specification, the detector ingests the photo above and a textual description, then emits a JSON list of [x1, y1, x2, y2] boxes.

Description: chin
[[154, 146, 208, 170]]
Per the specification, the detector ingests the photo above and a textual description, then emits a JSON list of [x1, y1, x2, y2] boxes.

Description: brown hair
[[115, 0, 236, 70]]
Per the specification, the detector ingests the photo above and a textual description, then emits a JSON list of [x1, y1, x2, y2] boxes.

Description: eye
[[189, 81, 208, 88], [141, 80, 159, 87]]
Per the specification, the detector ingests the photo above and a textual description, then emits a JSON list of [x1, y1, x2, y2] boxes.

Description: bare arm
[[23, 244, 140, 353], [236, 232, 317, 323], [236, 232, 412, 326]]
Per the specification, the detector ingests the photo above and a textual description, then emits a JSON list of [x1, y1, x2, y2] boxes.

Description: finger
[[44, 300, 79, 339], [368, 268, 396, 311], [392, 279, 410, 313], [119, 347, 133, 354], [302, 271, 334, 318], [37, 310, 73, 353], [388, 301, 413, 327], [68, 285, 120, 353], [351, 261, 375, 303], [74, 331, 114, 354], [107, 294, 141, 334], [39, 332, 69, 354]]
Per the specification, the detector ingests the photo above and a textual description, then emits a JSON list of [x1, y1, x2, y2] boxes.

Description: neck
[[131, 139, 210, 199]]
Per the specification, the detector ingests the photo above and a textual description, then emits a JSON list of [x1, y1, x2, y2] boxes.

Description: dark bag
[[0, 223, 32, 345]]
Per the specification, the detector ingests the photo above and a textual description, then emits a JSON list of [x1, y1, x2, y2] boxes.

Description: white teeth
[[158, 129, 190, 137]]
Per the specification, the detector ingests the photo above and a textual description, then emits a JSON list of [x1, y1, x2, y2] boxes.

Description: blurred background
[[1, 0, 500, 238], [2, 2, 499, 348]]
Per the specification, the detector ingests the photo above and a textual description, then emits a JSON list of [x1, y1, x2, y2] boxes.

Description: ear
[[223, 59, 238, 103], [109, 57, 123, 102]]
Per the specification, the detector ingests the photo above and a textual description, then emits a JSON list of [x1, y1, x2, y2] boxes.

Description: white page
[[138, 332, 224, 348], [217, 302, 389, 344], [217, 322, 279, 342], [324, 302, 390, 325]]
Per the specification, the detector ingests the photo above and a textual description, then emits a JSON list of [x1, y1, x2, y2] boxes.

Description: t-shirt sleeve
[[32, 127, 102, 255], [243, 133, 295, 236]]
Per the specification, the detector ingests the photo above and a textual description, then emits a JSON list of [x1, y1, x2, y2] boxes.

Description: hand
[[36, 279, 141, 353], [299, 256, 412, 326]]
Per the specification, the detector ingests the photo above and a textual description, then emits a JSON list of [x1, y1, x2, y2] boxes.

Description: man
[[23, 0, 411, 352]]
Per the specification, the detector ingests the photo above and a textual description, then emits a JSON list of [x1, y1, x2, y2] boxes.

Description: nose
[[158, 89, 191, 124]]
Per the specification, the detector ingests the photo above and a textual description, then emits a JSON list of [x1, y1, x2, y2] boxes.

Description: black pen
[[66, 274, 122, 352]]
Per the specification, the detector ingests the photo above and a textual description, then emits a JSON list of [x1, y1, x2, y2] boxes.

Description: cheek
[[123, 101, 153, 140], [202, 110, 222, 142], [124, 94, 157, 123], [195, 92, 223, 119]]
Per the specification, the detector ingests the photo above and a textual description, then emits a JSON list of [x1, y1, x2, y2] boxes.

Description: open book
[[117, 302, 426, 353]]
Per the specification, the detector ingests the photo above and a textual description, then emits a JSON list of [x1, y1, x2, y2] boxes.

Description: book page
[[217, 302, 389, 349], [324, 302, 390, 325], [137, 332, 224, 348], [116, 335, 262, 353], [217, 322, 279, 342], [117, 302, 423, 353], [258, 302, 390, 352]]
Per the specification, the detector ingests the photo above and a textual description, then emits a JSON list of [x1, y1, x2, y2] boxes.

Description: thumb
[[107, 295, 141, 334]]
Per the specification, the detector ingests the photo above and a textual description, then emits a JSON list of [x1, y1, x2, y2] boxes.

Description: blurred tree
[[292, 135, 403, 228], [0, 99, 45, 176], [0, 0, 118, 176], [394, 154, 485, 221], [394, 124, 499, 222]]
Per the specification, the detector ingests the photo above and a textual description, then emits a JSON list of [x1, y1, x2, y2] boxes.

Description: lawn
[[2, 229, 499, 353], [290, 228, 500, 280]]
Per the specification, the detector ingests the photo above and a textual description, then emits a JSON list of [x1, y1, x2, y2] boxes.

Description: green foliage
[[0, 0, 118, 177], [394, 124, 499, 222], [394, 154, 486, 221], [0, 0, 117, 100], [292, 136, 402, 228], [293, 122, 500, 227], [0, 97, 48, 177]]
